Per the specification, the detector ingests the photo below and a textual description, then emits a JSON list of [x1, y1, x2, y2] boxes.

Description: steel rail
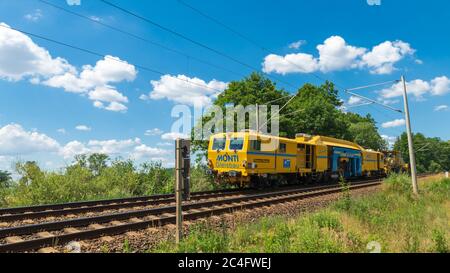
[[0, 187, 243, 216], [0, 181, 381, 252]]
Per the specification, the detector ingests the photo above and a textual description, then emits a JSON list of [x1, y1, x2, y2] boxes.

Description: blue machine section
[[330, 147, 362, 178]]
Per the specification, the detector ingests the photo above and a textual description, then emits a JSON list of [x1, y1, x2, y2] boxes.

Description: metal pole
[[175, 139, 183, 243], [401, 76, 419, 195]]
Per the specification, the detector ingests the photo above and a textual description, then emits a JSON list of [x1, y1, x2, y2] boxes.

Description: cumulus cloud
[[381, 119, 405, 128], [430, 76, 450, 96], [434, 105, 449, 112], [0, 123, 171, 165], [262, 53, 319, 74], [60, 141, 89, 159], [161, 132, 189, 141], [262, 35, 415, 75], [378, 76, 450, 100], [348, 96, 364, 106], [75, 125, 91, 131], [0, 124, 60, 155], [131, 144, 169, 160], [361, 41, 414, 74], [142, 74, 228, 106], [0, 23, 75, 81], [0, 23, 136, 112], [317, 36, 366, 72], [44, 56, 136, 112]]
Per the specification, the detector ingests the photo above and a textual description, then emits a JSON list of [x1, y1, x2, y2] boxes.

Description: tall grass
[[154, 175, 449, 253]]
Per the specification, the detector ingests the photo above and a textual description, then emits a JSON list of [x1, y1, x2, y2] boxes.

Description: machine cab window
[[212, 137, 226, 150], [249, 139, 261, 151], [279, 143, 287, 153], [229, 138, 244, 151]]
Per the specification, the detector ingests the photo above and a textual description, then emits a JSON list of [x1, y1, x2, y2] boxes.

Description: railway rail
[[0, 174, 436, 252], [0, 179, 382, 252]]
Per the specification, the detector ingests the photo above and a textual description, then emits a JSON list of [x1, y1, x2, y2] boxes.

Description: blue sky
[[0, 0, 449, 172]]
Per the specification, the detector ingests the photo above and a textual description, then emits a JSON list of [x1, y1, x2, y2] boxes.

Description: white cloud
[[145, 128, 163, 136], [262, 35, 415, 75], [317, 36, 366, 72], [24, 9, 43, 22], [379, 79, 430, 99], [60, 141, 89, 159], [262, 53, 319, 74], [381, 135, 398, 147], [161, 132, 189, 141], [381, 119, 405, 128], [0, 23, 75, 81], [348, 96, 363, 105], [0, 124, 60, 155], [0, 23, 136, 112], [430, 76, 450, 96], [57, 128, 66, 134], [75, 125, 91, 131], [131, 144, 169, 160], [87, 138, 141, 155], [434, 105, 449, 112], [143, 74, 228, 106], [379, 76, 450, 100], [44, 56, 136, 112], [0, 123, 170, 166], [288, 40, 306, 50], [361, 40, 415, 74]]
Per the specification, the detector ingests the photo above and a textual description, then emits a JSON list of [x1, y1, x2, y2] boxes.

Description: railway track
[[0, 179, 384, 252], [0, 187, 245, 222]]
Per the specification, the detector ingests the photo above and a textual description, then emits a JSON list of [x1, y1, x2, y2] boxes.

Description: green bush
[[0, 154, 221, 207]]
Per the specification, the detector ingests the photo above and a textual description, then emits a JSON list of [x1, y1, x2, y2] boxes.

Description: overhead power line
[[346, 80, 400, 92], [177, 0, 345, 89], [0, 24, 226, 93], [37, 0, 249, 79], [99, 0, 298, 90]]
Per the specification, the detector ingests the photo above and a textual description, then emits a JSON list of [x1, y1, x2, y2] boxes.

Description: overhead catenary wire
[[37, 0, 249, 79], [100, 0, 299, 90], [0, 24, 226, 94]]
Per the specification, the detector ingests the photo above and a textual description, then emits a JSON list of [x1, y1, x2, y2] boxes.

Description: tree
[[192, 72, 288, 158], [394, 133, 450, 173], [0, 170, 12, 189], [192, 73, 388, 159]]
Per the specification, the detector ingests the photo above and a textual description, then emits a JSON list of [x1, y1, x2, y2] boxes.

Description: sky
[[0, 0, 449, 173]]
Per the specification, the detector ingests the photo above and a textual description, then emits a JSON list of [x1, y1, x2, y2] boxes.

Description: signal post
[[175, 139, 191, 244]]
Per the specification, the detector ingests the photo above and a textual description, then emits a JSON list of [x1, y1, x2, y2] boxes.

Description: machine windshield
[[212, 137, 226, 150], [229, 138, 244, 150]]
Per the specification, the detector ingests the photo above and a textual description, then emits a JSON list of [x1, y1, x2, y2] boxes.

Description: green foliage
[[394, 132, 450, 173], [383, 173, 413, 194], [431, 229, 448, 253], [1, 154, 219, 207], [192, 73, 388, 159]]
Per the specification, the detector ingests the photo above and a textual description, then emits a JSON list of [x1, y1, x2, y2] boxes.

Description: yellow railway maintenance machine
[[207, 131, 385, 187]]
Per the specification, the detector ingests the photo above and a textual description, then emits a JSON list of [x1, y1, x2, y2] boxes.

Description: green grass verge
[[153, 174, 449, 253]]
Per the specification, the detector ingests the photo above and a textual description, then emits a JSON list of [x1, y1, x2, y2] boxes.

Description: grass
[[153, 174, 449, 253]]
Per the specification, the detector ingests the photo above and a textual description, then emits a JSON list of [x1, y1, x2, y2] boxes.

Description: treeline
[[394, 133, 450, 173], [0, 154, 218, 207], [193, 73, 387, 157]]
